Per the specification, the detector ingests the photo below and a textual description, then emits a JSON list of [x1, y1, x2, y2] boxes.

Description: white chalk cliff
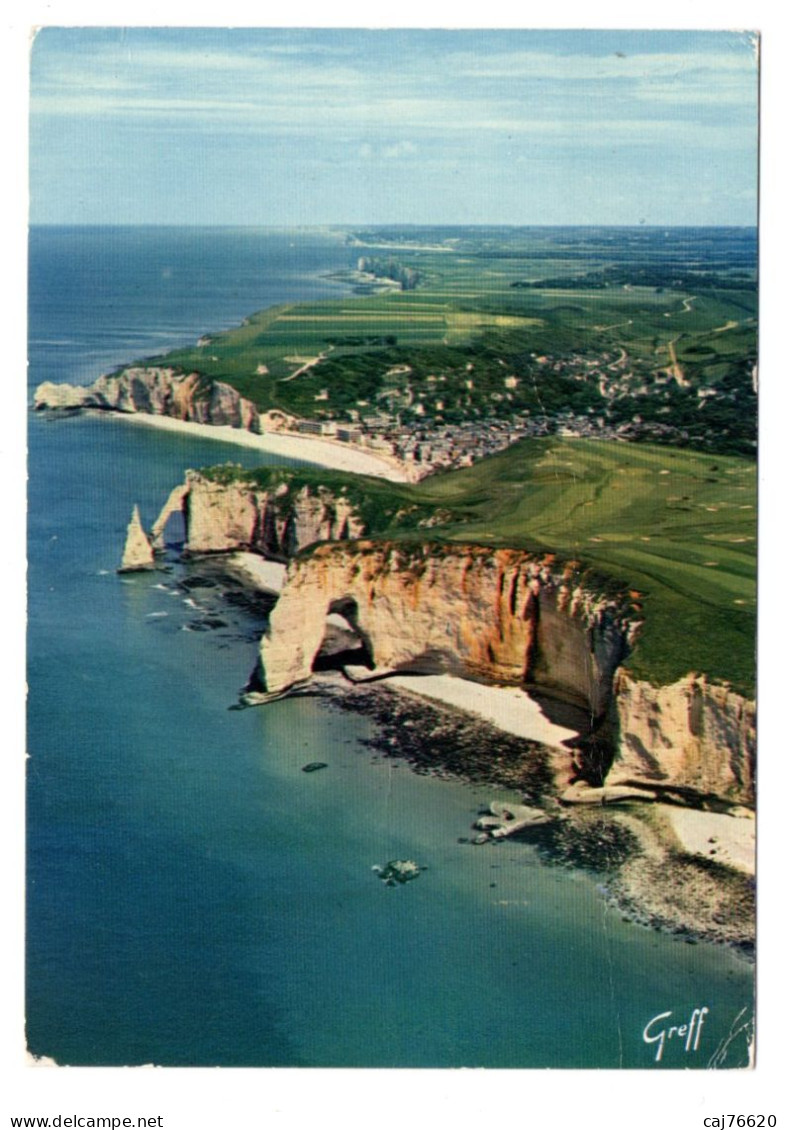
[[147, 472, 756, 807], [259, 541, 635, 710], [34, 368, 260, 434], [154, 471, 365, 559], [256, 541, 754, 805]]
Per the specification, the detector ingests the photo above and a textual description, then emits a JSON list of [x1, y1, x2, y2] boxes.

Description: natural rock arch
[[311, 597, 376, 674], [151, 483, 190, 550], [259, 542, 635, 713]]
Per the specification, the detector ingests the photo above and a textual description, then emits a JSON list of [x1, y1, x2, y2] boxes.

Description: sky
[[28, 26, 759, 227]]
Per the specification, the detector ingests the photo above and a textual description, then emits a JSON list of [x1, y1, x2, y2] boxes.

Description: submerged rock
[[372, 859, 423, 885]]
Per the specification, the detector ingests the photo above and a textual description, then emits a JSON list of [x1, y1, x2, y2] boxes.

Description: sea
[[26, 226, 754, 1069]]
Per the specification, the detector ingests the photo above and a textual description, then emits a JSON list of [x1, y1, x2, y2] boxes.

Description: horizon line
[[28, 221, 758, 230]]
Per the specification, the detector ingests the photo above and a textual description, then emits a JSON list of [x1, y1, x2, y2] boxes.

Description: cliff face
[[259, 541, 636, 714], [155, 471, 365, 560], [256, 540, 755, 804], [144, 469, 756, 805], [33, 368, 260, 433], [608, 670, 755, 804]]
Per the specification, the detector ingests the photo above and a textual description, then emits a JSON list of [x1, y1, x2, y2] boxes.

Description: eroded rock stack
[[118, 505, 155, 572]]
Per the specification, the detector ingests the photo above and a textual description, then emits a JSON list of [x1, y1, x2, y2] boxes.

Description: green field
[[155, 226, 755, 695], [144, 226, 757, 456], [204, 435, 756, 695]]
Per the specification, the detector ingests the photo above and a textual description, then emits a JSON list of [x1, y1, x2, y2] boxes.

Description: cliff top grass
[[200, 435, 755, 696], [415, 438, 756, 695]]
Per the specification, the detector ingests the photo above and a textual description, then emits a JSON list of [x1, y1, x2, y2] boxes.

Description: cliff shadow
[[524, 688, 592, 738], [526, 688, 616, 787]]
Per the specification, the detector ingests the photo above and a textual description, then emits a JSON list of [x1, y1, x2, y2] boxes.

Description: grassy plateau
[[152, 225, 756, 696]]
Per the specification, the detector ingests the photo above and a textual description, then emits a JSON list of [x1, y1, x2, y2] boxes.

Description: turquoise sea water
[[26, 227, 754, 1068]]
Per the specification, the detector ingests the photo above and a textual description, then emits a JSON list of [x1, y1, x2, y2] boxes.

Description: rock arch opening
[[311, 596, 375, 674], [151, 483, 190, 551], [160, 509, 186, 548]]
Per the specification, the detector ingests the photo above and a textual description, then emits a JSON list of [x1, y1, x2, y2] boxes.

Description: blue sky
[[29, 27, 759, 226]]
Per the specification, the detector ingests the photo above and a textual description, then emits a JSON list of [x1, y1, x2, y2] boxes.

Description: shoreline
[[308, 673, 755, 951], [106, 410, 412, 482], [201, 547, 756, 951]]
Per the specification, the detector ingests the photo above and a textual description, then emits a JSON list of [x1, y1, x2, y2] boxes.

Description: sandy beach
[[657, 804, 755, 875], [115, 412, 411, 481], [224, 552, 287, 595], [386, 674, 580, 748]]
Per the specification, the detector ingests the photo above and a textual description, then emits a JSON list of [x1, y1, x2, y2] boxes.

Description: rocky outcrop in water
[[33, 368, 260, 433], [118, 504, 155, 572]]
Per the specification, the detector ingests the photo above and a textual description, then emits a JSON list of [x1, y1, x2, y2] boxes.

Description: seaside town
[[273, 407, 613, 478], [261, 344, 749, 479]]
